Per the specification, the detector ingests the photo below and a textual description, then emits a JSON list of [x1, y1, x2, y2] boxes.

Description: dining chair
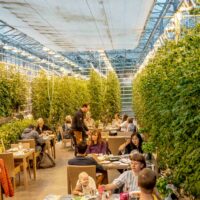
[[66, 165, 96, 194], [0, 139, 5, 153], [107, 137, 126, 155], [0, 152, 21, 189]]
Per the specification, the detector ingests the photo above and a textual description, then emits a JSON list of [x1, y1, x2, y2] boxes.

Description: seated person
[[62, 115, 72, 139], [101, 153, 146, 193], [36, 118, 51, 135], [68, 142, 104, 172], [21, 124, 45, 152], [86, 129, 107, 154], [127, 118, 137, 132], [120, 114, 128, 132], [118, 132, 143, 154], [138, 168, 161, 200], [73, 172, 96, 196], [68, 142, 107, 185], [84, 112, 95, 129], [112, 113, 121, 129]]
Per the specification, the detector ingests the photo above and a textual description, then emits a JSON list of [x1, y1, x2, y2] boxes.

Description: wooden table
[[43, 134, 56, 159], [13, 149, 36, 189], [44, 194, 120, 200], [91, 154, 130, 170]]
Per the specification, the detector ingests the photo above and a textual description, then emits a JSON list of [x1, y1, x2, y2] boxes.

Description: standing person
[[71, 104, 90, 143]]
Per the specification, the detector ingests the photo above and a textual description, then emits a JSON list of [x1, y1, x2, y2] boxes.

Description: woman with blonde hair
[[86, 129, 107, 154]]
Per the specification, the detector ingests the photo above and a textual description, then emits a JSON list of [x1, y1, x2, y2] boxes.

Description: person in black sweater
[[68, 142, 104, 172], [119, 132, 143, 154], [36, 118, 51, 135], [71, 104, 90, 142]]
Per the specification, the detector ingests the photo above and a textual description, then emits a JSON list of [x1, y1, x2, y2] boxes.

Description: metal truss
[[130, 0, 183, 67], [0, 20, 74, 74]]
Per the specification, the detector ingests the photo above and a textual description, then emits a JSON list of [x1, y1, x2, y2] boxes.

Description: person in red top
[[0, 159, 14, 197]]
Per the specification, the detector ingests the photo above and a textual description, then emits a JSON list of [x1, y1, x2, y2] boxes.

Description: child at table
[[138, 168, 161, 200], [73, 172, 96, 196]]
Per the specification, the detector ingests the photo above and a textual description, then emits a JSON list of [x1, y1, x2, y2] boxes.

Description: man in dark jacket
[[68, 142, 104, 172], [21, 124, 45, 152], [71, 104, 90, 142], [68, 142, 107, 184]]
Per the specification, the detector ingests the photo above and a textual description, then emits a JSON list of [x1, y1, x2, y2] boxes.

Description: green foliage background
[[0, 63, 28, 117], [104, 71, 121, 122], [88, 69, 105, 120], [32, 71, 89, 124], [0, 119, 35, 148], [132, 25, 200, 197]]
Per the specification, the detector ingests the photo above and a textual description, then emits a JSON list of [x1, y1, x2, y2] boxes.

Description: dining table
[[90, 154, 131, 170], [8, 148, 37, 189], [43, 134, 56, 159], [44, 194, 139, 200]]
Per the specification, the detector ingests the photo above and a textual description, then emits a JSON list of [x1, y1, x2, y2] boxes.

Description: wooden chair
[[0, 139, 5, 153], [107, 137, 126, 155], [66, 165, 96, 194], [0, 152, 21, 189]]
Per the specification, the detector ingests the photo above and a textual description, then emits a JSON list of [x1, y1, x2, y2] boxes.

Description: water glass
[[18, 142, 23, 151]]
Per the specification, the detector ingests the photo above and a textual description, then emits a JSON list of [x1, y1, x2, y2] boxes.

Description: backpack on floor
[[37, 152, 56, 168]]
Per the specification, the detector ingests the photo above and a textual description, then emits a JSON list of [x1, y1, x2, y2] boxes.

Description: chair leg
[[12, 177, 16, 190]]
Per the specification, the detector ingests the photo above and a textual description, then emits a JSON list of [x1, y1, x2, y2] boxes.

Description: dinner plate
[[97, 156, 105, 161], [112, 161, 121, 164], [8, 148, 18, 152], [100, 160, 111, 164]]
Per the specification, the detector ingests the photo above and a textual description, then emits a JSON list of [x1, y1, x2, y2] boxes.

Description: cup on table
[[18, 142, 23, 151]]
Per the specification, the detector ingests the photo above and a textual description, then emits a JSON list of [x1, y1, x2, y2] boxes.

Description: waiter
[[71, 103, 90, 144]]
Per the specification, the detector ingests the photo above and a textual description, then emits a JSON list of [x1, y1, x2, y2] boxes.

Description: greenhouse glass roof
[[0, 0, 183, 76]]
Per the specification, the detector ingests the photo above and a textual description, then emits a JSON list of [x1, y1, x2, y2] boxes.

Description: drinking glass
[[18, 142, 23, 151]]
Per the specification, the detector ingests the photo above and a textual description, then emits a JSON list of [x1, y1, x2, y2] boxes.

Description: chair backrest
[[66, 165, 96, 194], [0, 139, 5, 153], [18, 139, 35, 148], [0, 153, 15, 177], [107, 137, 126, 155], [11, 143, 30, 149]]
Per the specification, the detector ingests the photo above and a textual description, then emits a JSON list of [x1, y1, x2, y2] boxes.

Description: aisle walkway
[[6, 142, 74, 200]]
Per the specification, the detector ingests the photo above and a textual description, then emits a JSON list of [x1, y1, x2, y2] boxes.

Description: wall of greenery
[[104, 71, 121, 122], [0, 62, 28, 117], [32, 71, 90, 124], [0, 119, 35, 148], [132, 25, 200, 197], [88, 69, 105, 120]]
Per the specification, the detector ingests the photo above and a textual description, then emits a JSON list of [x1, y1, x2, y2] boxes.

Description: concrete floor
[[5, 142, 120, 200], [5, 142, 74, 200]]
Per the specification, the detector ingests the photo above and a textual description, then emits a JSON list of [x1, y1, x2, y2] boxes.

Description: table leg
[[33, 152, 36, 180], [53, 138, 56, 159], [23, 157, 28, 189]]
